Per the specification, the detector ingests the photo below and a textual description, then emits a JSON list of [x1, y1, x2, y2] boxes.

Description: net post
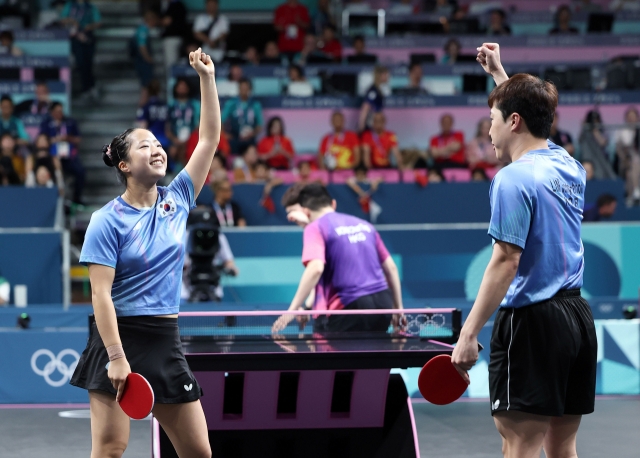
[[451, 309, 462, 343]]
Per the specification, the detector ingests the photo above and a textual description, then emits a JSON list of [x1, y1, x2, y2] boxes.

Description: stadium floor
[[0, 398, 638, 457]]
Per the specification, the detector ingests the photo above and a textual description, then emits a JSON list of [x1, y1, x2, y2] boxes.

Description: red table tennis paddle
[[119, 373, 154, 420], [418, 343, 483, 405]]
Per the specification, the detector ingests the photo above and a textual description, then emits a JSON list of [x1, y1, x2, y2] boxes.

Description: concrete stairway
[[71, 0, 163, 226]]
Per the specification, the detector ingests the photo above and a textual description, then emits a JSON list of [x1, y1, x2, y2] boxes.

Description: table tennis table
[[152, 308, 461, 458]]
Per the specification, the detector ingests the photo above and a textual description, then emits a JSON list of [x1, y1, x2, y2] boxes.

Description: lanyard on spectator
[[213, 202, 234, 227], [371, 132, 386, 156], [326, 132, 344, 155], [55, 121, 67, 138], [174, 102, 193, 126]]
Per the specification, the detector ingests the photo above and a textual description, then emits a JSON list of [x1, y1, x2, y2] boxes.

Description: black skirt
[[70, 315, 203, 404]]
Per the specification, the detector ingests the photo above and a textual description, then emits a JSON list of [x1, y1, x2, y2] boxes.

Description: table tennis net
[[178, 309, 460, 342]]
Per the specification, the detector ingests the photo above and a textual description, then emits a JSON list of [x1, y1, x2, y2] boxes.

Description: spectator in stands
[[186, 128, 231, 164], [161, 0, 188, 72], [312, 0, 335, 36], [233, 144, 259, 182], [288, 64, 306, 83], [132, 9, 159, 89], [403, 63, 428, 95], [347, 163, 383, 204], [549, 111, 575, 156], [615, 106, 640, 206], [583, 193, 617, 221], [582, 160, 594, 180], [40, 101, 84, 203], [466, 117, 500, 169], [257, 116, 296, 170], [320, 111, 361, 170], [486, 9, 511, 35], [579, 110, 616, 180], [549, 5, 579, 34], [228, 64, 244, 82], [441, 38, 462, 64], [318, 24, 342, 62], [359, 66, 389, 132], [427, 168, 445, 183], [15, 82, 51, 116], [136, 80, 170, 151], [274, 0, 310, 62], [361, 112, 403, 170], [244, 46, 260, 65], [212, 178, 247, 227], [193, 0, 230, 63], [348, 34, 377, 63], [609, 0, 640, 11], [0, 30, 23, 56], [296, 160, 319, 185], [471, 167, 489, 181], [429, 113, 467, 169], [294, 34, 324, 65], [262, 40, 284, 64], [222, 78, 264, 155], [166, 77, 200, 168], [59, 0, 101, 100], [25, 133, 64, 192], [0, 95, 30, 147], [207, 154, 228, 185], [0, 133, 21, 185]]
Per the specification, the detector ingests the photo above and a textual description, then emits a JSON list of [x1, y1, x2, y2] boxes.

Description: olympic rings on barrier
[[30, 349, 80, 387]]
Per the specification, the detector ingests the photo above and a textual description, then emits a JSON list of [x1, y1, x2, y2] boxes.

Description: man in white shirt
[[192, 0, 229, 63]]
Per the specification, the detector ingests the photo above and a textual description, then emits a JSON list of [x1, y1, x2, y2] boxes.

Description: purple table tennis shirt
[[302, 211, 390, 310]]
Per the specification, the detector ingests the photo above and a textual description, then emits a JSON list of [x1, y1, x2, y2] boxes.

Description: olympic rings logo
[[405, 313, 448, 337], [30, 349, 80, 387]]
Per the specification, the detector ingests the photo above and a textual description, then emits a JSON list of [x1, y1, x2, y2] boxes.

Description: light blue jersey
[[80, 170, 196, 316], [488, 141, 585, 308]]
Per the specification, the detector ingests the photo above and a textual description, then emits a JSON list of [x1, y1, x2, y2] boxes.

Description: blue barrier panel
[[197, 180, 636, 226], [0, 329, 88, 403], [0, 187, 58, 228], [0, 232, 62, 304], [1, 319, 637, 403]]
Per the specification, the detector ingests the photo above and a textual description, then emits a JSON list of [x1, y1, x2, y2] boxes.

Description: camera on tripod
[[186, 207, 223, 302]]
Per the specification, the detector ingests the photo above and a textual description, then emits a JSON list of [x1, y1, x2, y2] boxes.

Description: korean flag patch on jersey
[[157, 198, 177, 218]]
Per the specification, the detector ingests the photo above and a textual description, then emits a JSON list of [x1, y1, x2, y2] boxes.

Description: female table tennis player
[[70, 48, 219, 458]]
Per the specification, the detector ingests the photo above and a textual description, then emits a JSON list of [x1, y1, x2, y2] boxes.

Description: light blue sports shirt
[[80, 169, 196, 316], [488, 140, 585, 308]]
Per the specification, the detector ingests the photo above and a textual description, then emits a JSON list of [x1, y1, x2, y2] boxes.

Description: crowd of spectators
[[0, 90, 84, 204]]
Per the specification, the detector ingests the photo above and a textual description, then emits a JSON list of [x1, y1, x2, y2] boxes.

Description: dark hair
[[49, 101, 63, 112], [409, 62, 422, 72], [444, 38, 461, 53], [281, 183, 305, 207], [102, 128, 137, 185], [471, 167, 489, 181], [253, 160, 269, 170], [352, 34, 365, 45], [584, 110, 602, 125], [147, 80, 161, 97], [238, 77, 252, 89], [491, 8, 506, 19], [212, 154, 227, 168], [288, 64, 304, 79], [298, 183, 333, 211], [267, 116, 285, 136], [354, 163, 368, 174], [487, 73, 558, 139], [428, 169, 446, 182], [555, 4, 571, 20], [172, 77, 192, 99], [323, 23, 337, 33], [0, 94, 12, 105], [0, 31, 14, 41], [596, 193, 616, 208]]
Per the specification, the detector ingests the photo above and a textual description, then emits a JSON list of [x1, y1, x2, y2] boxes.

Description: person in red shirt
[[318, 111, 361, 170], [257, 116, 296, 170], [274, 0, 310, 61], [361, 112, 403, 169], [318, 24, 342, 62], [185, 128, 230, 162], [429, 113, 467, 169]]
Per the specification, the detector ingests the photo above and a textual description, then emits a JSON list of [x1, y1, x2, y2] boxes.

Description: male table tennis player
[[451, 43, 596, 458], [273, 183, 404, 333]]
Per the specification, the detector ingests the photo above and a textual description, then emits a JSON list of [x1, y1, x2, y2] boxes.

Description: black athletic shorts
[[314, 289, 394, 333], [489, 289, 597, 417], [70, 315, 203, 404]]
